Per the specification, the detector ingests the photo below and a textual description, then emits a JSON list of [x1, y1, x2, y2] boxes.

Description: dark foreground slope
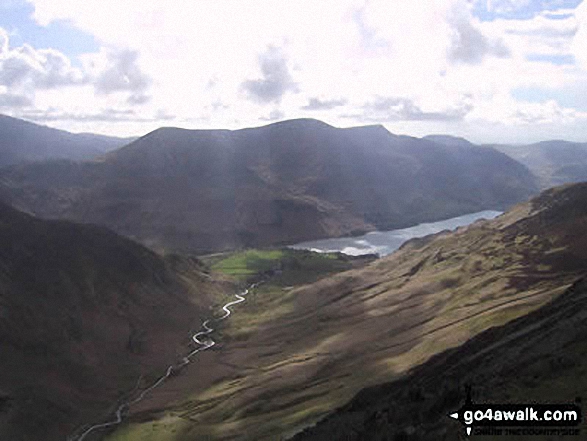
[[0, 202, 226, 441], [294, 278, 587, 441], [103, 184, 587, 441], [0, 114, 133, 167], [0, 119, 537, 253]]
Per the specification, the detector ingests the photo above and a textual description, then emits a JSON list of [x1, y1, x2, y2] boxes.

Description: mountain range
[[427, 134, 587, 190], [2, 115, 587, 441], [0, 117, 538, 254]]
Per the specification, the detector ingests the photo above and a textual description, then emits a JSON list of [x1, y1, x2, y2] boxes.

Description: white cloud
[[0, 0, 580, 142], [470, 94, 587, 125], [302, 97, 348, 111], [241, 46, 298, 104], [92, 50, 149, 95], [0, 91, 32, 107], [345, 95, 473, 122], [0, 35, 85, 92], [447, 9, 510, 63], [83, 48, 151, 105], [572, 0, 587, 67], [0, 28, 8, 53], [0, 26, 155, 120]]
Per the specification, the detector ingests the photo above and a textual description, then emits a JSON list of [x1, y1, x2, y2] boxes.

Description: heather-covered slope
[[0, 119, 538, 253], [0, 202, 225, 441]]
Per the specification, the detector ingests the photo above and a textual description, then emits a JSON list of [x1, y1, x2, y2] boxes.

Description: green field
[[104, 248, 375, 441], [205, 248, 367, 285], [205, 248, 374, 339]]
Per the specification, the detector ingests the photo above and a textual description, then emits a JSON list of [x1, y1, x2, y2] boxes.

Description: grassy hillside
[[103, 182, 587, 441], [294, 277, 587, 440]]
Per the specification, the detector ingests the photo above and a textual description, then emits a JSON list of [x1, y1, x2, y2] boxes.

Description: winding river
[[69, 210, 501, 440], [70, 282, 261, 441]]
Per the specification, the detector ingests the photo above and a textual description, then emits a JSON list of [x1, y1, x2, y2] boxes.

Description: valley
[[0, 201, 229, 441], [0, 116, 585, 441], [2, 1, 587, 438], [98, 183, 587, 441]]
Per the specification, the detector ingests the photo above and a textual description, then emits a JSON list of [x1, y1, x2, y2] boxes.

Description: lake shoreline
[[290, 210, 502, 257]]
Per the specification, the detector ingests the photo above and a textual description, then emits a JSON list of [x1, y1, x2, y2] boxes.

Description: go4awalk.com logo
[[448, 386, 582, 437]]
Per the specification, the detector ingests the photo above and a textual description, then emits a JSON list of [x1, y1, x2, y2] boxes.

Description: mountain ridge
[[0, 118, 538, 254], [0, 114, 135, 167]]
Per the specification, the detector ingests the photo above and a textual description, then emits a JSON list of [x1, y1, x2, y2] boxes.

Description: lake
[[289, 210, 502, 257]]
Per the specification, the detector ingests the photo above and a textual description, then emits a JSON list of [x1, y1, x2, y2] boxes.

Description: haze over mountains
[[427, 134, 587, 191], [0, 116, 537, 253], [0, 114, 135, 167], [492, 141, 587, 190]]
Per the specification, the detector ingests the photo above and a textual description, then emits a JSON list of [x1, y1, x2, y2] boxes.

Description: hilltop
[[0, 118, 538, 253]]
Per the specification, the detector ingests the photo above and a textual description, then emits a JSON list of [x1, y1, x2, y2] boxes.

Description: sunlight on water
[[290, 210, 502, 257]]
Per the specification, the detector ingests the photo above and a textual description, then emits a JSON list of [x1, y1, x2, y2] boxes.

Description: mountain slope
[[103, 182, 587, 441], [0, 114, 134, 167], [423, 134, 476, 148], [0, 202, 226, 441], [490, 140, 587, 190], [0, 119, 538, 254], [425, 135, 587, 190], [293, 276, 587, 440]]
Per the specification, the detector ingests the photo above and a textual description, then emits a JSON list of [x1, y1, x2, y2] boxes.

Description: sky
[[0, 0, 586, 143]]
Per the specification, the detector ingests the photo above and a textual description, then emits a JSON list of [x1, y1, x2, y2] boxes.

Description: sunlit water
[[290, 210, 502, 257]]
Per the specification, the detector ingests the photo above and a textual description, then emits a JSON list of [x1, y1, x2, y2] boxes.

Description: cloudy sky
[[0, 0, 586, 143]]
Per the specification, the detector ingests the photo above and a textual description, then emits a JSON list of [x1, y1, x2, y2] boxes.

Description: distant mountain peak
[[0, 114, 132, 166], [423, 134, 475, 148], [257, 118, 335, 130]]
